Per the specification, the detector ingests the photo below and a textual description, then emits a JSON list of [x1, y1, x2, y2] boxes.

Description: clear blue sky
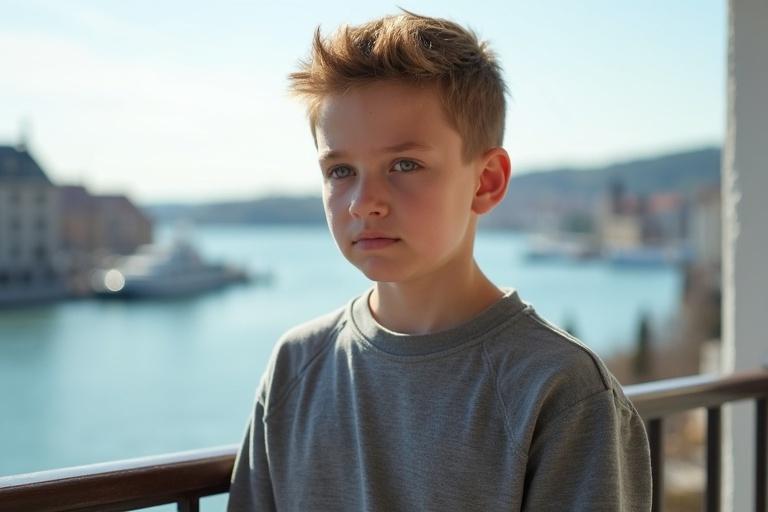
[[0, 0, 726, 202]]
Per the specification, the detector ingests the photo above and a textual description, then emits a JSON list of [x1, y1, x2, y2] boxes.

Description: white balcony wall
[[723, 0, 768, 510]]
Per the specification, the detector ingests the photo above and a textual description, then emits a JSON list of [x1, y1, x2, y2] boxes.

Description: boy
[[229, 11, 651, 511]]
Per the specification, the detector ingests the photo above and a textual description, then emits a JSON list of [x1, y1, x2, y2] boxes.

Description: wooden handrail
[[1, 370, 766, 511], [0, 445, 237, 512]]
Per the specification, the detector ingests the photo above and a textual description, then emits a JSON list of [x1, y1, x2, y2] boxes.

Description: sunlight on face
[[315, 81, 481, 284]]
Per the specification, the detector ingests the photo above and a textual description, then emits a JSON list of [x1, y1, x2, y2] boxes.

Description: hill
[[486, 146, 721, 229], [145, 146, 721, 229]]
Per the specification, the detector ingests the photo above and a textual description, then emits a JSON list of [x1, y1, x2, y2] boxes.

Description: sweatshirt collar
[[349, 288, 527, 357]]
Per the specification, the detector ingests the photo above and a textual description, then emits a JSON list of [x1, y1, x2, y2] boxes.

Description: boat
[[605, 245, 693, 267], [91, 239, 251, 298], [525, 234, 599, 262]]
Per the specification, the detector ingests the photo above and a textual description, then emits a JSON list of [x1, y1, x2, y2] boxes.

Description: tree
[[562, 314, 579, 339], [633, 312, 653, 379]]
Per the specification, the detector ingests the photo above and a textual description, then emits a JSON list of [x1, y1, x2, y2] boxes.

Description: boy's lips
[[352, 233, 400, 250]]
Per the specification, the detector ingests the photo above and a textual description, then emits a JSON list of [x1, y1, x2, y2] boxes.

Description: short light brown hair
[[288, 11, 507, 161]]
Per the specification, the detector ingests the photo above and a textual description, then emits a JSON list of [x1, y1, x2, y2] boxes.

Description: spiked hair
[[288, 11, 507, 161]]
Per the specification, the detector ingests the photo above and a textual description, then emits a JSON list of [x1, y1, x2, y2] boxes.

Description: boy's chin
[[353, 262, 410, 284], [358, 269, 401, 284]]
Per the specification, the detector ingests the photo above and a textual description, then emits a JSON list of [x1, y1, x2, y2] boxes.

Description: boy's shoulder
[[256, 303, 348, 409], [486, 303, 634, 434], [501, 306, 615, 388], [276, 303, 348, 357]]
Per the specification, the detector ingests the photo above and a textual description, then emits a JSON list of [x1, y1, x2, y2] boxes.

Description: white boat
[[525, 234, 599, 262], [91, 240, 251, 298], [605, 245, 692, 267]]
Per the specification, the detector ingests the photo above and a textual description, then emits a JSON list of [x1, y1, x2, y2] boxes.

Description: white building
[[0, 144, 64, 303]]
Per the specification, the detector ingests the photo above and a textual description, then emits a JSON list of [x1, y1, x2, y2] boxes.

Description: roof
[[58, 185, 95, 213], [647, 192, 684, 214], [96, 194, 152, 225], [0, 145, 52, 184]]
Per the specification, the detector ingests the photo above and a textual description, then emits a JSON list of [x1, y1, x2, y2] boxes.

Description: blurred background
[[1, 1, 725, 509]]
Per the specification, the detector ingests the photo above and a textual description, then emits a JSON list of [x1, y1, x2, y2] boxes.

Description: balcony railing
[[1, 370, 766, 512]]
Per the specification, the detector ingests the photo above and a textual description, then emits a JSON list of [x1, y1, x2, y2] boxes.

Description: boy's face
[[315, 81, 481, 284]]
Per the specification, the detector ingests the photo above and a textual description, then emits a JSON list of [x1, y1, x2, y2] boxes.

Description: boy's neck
[[369, 260, 504, 335]]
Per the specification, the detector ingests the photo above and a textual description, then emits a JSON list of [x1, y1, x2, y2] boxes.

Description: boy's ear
[[471, 147, 511, 215]]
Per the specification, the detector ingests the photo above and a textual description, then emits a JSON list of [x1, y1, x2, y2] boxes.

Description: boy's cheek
[[322, 195, 346, 224], [324, 212, 352, 250], [321, 191, 341, 221], [322, 184, 346, 207]]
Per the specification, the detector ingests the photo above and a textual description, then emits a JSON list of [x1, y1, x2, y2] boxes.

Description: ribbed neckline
[[348, 288, 527, 358]]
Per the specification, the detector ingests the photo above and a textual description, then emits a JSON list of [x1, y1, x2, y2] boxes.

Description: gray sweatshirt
[[228, 290, 651, 511]]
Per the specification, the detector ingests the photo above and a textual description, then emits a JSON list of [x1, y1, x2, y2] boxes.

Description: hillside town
[[526, 175, 721, 269]]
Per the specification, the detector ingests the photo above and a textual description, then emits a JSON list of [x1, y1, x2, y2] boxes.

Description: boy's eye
[[328, 166, 353, 179], [392, 159, 420, 172]]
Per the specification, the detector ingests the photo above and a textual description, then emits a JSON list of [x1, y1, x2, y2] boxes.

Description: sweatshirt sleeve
[[521, 389, 651, 512], [227, 399, 276, 512]]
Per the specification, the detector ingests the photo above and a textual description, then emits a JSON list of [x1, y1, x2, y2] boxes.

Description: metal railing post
[[756, 397, 767, 512], [706, 407, 721, 512], [648, 418, 664, 512]]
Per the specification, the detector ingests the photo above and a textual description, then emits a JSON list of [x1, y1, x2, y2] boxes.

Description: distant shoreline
[[144, 146, 720, 230]]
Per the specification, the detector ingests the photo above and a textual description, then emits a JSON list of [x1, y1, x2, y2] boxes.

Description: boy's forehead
[[315, 82, 457, 158]]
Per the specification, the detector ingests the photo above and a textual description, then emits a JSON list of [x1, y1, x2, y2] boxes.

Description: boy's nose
[[348, 177, 389, 218]]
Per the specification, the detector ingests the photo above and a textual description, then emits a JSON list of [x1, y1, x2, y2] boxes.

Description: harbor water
[[0, 224, 682, 479]]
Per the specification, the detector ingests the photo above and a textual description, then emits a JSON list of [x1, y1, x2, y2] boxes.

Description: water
[[0, 224, 681, 480]]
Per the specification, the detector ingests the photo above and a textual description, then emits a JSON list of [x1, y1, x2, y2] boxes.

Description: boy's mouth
[[353, 234, 400, 250]]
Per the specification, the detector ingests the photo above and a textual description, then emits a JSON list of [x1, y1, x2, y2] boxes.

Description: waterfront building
[[1, 144, 154, 302], [690, 185, 722, 266], [0, 144, 64, 303], [58, 185, 153, 294], [598, 180, 690, 252]]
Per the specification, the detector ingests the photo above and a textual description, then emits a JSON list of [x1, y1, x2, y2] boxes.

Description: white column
[[723, 1, 768, 510]]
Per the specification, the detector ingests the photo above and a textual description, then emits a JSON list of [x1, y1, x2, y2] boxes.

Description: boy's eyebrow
[[381, 141, 434, 153], [318, 141, 434, 163]]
